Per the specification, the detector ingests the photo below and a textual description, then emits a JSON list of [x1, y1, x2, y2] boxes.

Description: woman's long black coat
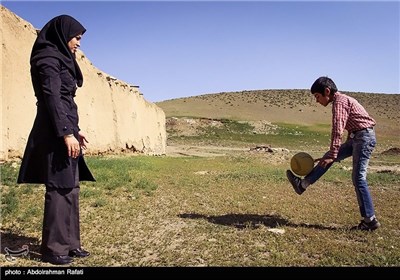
[[17, 56, 95, 188]]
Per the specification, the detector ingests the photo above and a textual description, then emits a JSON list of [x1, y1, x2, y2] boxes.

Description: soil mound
[[381, 147, 400, 155]]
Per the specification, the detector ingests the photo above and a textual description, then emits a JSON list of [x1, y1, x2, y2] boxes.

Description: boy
[[286, 76, 380, 231]]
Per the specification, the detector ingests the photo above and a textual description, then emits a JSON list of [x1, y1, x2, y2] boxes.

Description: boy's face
[[313, 88, 331, 107]]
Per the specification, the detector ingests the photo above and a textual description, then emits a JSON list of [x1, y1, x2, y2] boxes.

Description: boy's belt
[[350, 127, 374, 138]]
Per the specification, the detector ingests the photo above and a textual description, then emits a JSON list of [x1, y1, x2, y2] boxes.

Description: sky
[[2, 1, 399, 102]]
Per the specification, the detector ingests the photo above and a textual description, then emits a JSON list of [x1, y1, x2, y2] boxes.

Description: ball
[[290, 152, 314, 176]]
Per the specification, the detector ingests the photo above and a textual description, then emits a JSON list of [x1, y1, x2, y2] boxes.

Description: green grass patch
[[260, 122, 330, 148], [169, 120, 331, 150], [1, 187, 19, 216]]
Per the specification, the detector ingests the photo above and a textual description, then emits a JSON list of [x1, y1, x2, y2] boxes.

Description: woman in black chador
[[18, 15, 95, 265]]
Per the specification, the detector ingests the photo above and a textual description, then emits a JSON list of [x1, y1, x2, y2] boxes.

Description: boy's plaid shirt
[[328, 92, 376, 159]]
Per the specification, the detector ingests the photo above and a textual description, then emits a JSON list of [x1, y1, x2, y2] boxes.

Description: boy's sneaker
[[351, 218, 381, 231], [286, 170, 305, 195]]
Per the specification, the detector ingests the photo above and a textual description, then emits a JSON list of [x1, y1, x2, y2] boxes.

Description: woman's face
[[68, 34, 82, 54]]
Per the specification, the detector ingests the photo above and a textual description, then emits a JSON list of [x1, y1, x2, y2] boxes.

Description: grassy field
[[1, 149, 400, 267], [1, 90, 400, 267]]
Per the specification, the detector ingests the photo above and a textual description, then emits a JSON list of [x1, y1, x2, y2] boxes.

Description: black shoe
[[42, 254, 73, 265], [286, 170, 305, 195], [69, 248, 90, 258], [351, 218, 381, 231]]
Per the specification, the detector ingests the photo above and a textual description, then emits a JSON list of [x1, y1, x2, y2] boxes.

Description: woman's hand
[[63, 134, 80, 158], [78, 131, 89, 151]]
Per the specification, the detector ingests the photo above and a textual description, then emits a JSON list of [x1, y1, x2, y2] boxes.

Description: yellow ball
[[290, 152, 314, 176]]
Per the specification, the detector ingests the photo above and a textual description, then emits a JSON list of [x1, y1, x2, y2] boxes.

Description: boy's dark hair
[[311, 76, 338, 95]]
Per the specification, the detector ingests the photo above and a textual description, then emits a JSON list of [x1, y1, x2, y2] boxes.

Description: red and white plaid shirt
[[328, 92, 376, 159]]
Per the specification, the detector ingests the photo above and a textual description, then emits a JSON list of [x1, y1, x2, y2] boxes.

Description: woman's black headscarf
[[31, 15, 86, 87]]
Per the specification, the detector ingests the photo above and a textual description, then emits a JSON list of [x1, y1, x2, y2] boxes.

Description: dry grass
[[1, 151, 400, 267]]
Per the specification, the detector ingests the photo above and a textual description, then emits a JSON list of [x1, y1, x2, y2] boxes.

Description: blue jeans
[[305, 127, 377, 220]]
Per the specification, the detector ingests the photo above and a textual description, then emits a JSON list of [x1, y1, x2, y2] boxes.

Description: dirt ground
[[166, 144, 400, 174]]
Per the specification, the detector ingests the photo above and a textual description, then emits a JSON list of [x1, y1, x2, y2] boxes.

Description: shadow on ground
[[1, 230, 41, 263], [178, 213, 340, 231]]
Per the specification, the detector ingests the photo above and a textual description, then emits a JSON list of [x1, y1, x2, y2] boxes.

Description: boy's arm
[[328, 101, 348, 159]]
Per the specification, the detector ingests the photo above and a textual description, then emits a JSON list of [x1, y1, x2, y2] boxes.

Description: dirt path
[[166, 144, 400, 174], [166, 145, 248, 157]]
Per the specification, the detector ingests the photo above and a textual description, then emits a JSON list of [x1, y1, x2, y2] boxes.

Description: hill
[[156, 89, 400, 146]]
